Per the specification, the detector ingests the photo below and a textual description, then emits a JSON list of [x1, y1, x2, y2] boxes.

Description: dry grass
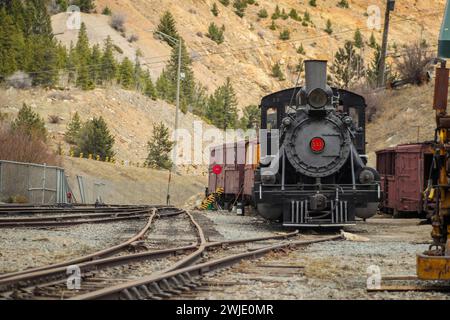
[[0, 124, 60, 166]]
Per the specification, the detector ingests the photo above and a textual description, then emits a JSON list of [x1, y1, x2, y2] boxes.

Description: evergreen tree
[[219, 0, 230, 6], [12, 103, 47, 140], [118, 57, 135, 89], [239, 105, 260, 130], [369, 32, 377, 49], [354, 28, 364, 48], [325, 19, 333, 35], [144, 72, 157, 100], [297, 43, 305, 55], [75, 23, 94, 89], [145, 122, 174, 170], [330, 41, 364, 88], [72, 0, 95, 13], [165, 40, 195, 113], [257, 8, 268, 19], [76, 116, 115, 158], [0, 9, 24, 77], [337, 0, 349, 8], [207, 23, 225, 44], [100, 36, 117, 83], [206, 78, 238, 130], [233, 0, 247, 17], [65, 112, 82, 144], [272, 5, 281, 20], [271, 62, 285, 80], [90, 43, 102, 85], [155, 11, 179, 47], [211, 3, 219, 16], [155, 70, 173, 101]]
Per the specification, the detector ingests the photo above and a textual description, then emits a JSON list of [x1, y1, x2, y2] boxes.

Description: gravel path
[[0, 220, 146, 274], [180, 211, 450, 300]]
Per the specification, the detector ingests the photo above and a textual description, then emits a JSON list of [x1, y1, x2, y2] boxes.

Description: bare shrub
[[395, 42, 434, 86], [111, 14, 126, 32], [352, 85, 385, 123], [128, 34, 139, 43], [6, 71, 32, 89], [47, 91, 74, 101], [48, 115, 61, 124], [5, 195, 28, 204], [0, 124, 60, 166]]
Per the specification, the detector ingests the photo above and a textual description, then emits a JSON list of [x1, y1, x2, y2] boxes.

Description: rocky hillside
[[52, 0, 446, 109]]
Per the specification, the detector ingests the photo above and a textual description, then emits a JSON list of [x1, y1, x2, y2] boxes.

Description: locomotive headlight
[[261, 170, 277, 184], [308, 88, 328, 109]]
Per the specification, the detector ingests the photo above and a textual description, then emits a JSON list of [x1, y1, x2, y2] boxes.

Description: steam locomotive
[[207, 60, 381, 227]]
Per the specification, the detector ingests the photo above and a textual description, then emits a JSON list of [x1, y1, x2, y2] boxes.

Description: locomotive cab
[[255, 60, 381, 227]]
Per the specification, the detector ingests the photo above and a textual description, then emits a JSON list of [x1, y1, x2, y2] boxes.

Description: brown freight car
[[208, 140, 259, 209], [376, 143, 434, 217]]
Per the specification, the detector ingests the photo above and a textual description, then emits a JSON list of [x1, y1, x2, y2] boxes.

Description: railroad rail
[[0, 208, 343, 300], [0, 207, 182, 282]]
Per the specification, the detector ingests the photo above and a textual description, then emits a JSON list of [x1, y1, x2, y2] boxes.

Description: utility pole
[[152, 30, 182, 205], [377, 0, 396, 88]]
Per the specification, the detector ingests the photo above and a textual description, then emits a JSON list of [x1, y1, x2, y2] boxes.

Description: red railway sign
[[212, 165, 223, 175]]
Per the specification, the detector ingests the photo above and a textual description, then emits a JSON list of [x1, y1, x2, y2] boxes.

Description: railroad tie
[[149, 282, 172, 298]]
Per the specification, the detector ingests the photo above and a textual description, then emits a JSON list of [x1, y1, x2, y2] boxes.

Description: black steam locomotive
[[254, 60, 380, 227]]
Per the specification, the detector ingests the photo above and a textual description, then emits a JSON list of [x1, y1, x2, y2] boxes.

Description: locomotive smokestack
[[305, 60, 328, 92]]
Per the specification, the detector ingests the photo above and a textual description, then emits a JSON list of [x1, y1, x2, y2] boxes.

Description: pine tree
[[354, 28, 364, 48], [271, 63, 285, 80], [233, 0, 247, 17], [206, 78, 238, 130], [72, 0, 95, 13], [272, 5, 281, 20], [0, 9, 24, 77], [165, 40, 195, 113], [65, 112, 82, 144], [297, 43, 305, 55], [145, 122, 174, 170], [325, 19, 333, 35], [330, 41, 365, 88], [207, 23, 225, 44], [337, 0, 349, 8], [100, 36, 117, 83], [369, 32, 377, 49], [211, 3, 219, 16], [12, 103, 47, 140], [118, 57, 135, 89], [155, 70, 173, 101], [219, 0, 230, 6], [75, 23, 94, 89], [76, 116, 115, 158], [90, 44, 102, 85], [309, 0, 317, 7], [155, 11, 179, 47], [239, 105, 260, 130], [144, 72, 157, 100]]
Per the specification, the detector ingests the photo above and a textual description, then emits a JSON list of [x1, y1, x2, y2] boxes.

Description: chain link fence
[[0, 160, 69, 204]]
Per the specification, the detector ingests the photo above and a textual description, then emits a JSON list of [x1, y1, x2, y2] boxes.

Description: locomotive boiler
[[254, 60, 381, 227]]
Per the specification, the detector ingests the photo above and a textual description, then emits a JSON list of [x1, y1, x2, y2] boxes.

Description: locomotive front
[[254, 60, 381, 227]]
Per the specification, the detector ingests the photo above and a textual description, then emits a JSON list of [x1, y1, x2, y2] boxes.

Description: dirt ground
[[191, 211, 450, 300]]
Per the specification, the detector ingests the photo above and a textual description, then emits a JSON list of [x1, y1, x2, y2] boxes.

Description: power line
[[0, 9, 443, 81]]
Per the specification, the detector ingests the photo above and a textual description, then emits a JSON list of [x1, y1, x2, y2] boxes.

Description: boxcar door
[[396, 151, 421, 212]]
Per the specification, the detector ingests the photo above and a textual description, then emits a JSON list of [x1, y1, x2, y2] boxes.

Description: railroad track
[[0, 209, 343, 300], [0, 205, 175, 228]]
